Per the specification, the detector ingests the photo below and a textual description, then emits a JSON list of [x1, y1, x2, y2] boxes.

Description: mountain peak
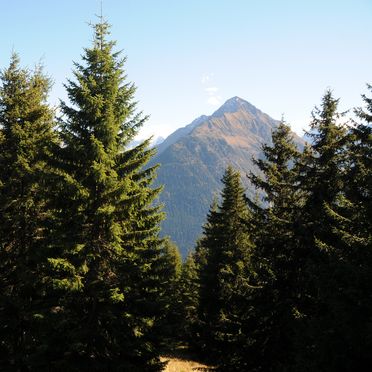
[[212, 96, 260, 117], [152, 97, 305, 255]]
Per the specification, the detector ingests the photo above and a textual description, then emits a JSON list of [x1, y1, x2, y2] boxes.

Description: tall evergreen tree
[[176, 251, 200, 346], [0, 54, 56, 370], [294, 90, 349, 370], [309, 85, 372, 371], [347, 83, 372, 229], [197, 166, 258, 371], [300, 90, 347, 242], [48, 21, 166, 370], [248, 120, 302, 371], [156, 239, 182, 349]]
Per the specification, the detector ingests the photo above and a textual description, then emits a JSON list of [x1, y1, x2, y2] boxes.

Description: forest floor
[[161, 356, 211, 371], [161, 347, 213, 371]]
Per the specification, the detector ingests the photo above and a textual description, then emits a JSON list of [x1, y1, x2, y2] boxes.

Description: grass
[[161, 356, 211, 372], [160, 346, 213, 372]]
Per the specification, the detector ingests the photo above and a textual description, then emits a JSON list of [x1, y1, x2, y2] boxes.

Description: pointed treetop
[[92, 20, 112, 50], [310, 89, 342, 130]]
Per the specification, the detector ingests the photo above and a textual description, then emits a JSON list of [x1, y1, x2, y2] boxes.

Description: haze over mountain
[[150, 97, 304, 255], [129, 135, 164, 149]]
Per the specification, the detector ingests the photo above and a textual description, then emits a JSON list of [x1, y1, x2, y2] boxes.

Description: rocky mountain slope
[[150, 97, 304, 255]]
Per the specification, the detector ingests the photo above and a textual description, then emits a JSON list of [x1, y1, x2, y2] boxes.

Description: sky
[[1, 0, 372, 139]]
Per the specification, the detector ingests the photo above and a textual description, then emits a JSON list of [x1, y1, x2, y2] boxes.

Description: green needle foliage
[[248, 120, 303, 371], [156, 239, 182, 349], [1, 23, 371, 371], [0, 54, 56, 370], [197, 166, 258, 370], [300, 89, 347, 247], [294, 90, 350, 370], [347, 84, 372, 238], [306, 85, 372, 371], [47, 21, 166, 371], [178, 252, 200, 345]]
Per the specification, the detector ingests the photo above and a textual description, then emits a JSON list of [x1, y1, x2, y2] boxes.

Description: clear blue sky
[[1, 0, 371, 138]]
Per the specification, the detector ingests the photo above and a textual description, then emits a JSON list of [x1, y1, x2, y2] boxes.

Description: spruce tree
[[347, 83, 372, 231], [294, 90, 349, 370], [48, 21, 166, 370], [310, 85, 372, 371], [0, 54, 56, 370], [339, 84, 372, 367], [197, 166, 258, 371], [156, 239, 182, 349], [300, 90, 347, 242], [248, 120, 302, 371], [177, 252, 199, 346]]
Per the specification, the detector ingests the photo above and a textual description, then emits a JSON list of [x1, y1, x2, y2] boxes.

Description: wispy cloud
[[201, 73, 213, 84], [202, 73, 222, 106], [207, 96, 222, 106]]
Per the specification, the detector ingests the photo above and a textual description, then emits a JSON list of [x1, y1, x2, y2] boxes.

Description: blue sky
[[1, 0, 371, 138]]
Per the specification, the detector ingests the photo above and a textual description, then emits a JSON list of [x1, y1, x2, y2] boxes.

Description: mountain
[[153, 136, 165, 146], [151, 97, 304, 256], [129, 136, 164, 149], [156, 115, 208, 155]]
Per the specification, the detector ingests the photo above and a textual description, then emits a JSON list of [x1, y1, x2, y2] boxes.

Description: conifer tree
[[309, 85, 372, 371], [300, 90, 347, 242], [347, 83, 372, 232], [156, 239, 182, 349], [48, 21, 166, 370], [248, 120, 302, 371], [197, 166, 258, 370], [294, 90, 349, 369], [0, 54, 56, 369], [177, 252, 199, 345]]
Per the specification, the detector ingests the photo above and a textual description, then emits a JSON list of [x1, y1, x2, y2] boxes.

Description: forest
[[0, 21, 371, 372]]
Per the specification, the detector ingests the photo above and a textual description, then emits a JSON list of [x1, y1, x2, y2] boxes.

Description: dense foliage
[[0, 54, 56, 370], [191, 89, 372, 371], [196, 167, 258, 370], [0, 22, 171, 371], [0, 18, 371, 372]]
